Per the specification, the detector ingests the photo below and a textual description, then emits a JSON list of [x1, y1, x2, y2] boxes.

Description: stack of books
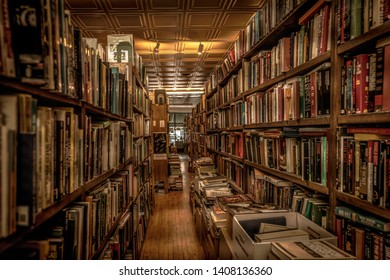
[[169, 154, 182, 190]]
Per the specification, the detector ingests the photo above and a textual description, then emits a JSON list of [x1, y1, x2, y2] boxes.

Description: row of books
[[206, 72, 244, 111], [1, 166, 135, 260], [133, 137, 150, 167], [239, 0, 305, 56], [245, 3, 330, 91], [246, 63, 331, 125], [217, 101, 245, 129], [0, 1, 149, 114], [244, 128, 328, 186], [203, 0, 305, 94], [206, 112, 218, 131], [85, 117, 133, 182], [0, 94, 85, 238], [335, 205, 390, 260], [205, 61, 331, 129], [218, 157, 244, 191], [246, 167, 296, 210], [336, 0, 390, 45], [206, 134, 219, 151], [220, 132, 245, 158], [337, 127, 390, 208], [340, 38, 390, 114]]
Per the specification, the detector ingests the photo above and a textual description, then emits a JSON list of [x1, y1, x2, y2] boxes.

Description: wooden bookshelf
[[197, 2, 385, 259], [0, 39, 152, 260]]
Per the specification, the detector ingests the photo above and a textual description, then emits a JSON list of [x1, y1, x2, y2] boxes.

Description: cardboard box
[[232, 212, 337, 260]]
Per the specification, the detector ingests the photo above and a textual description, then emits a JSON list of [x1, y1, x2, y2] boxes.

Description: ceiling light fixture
[[197, 42, 204, 55], [153, 42, 160, 54]]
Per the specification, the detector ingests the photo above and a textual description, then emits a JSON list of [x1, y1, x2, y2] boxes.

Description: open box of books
[[232, 212, 337, 260]]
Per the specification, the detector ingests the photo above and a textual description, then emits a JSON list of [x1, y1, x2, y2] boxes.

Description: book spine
[[355, 54, 369, 114]]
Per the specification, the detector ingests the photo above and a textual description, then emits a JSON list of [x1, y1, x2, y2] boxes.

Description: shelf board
[[205, 87, 218, 99], [0, 187, 84, 254], [243, 116, 330, 129], [244, 160, 329, 195], [220, 126, 244, 131], [218, 59, 243, 88], [206, 147, 219, 153], [336, 192, 390, 220], [243, 0, 311, 59], [206, 129, 219, 134], [0, 77, 81, 106], [244, 52, 331, 97], [84, 102, 132, 123], [337, 21, 390, 55], [338, 112, 390, 124]]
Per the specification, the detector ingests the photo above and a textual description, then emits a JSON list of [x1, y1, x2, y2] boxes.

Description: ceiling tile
[[75, 14, 114, 29], [214, 29, 240, 41], [221, 12, 254, 27], [190, 0, 225, 9], [149, 0, 182, 9], [113, 14, 145, 28], [105, 0, 141, 9], [183, 30, 213, 41], [187, 13, 218, 27], [66, 0, 102, 9], [229, 0, 263, 8], [150, 14, 182, 28]]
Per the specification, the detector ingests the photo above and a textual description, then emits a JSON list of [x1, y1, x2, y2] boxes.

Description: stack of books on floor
[[169, 153, 182, 190]]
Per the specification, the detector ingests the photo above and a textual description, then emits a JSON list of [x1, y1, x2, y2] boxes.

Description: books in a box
[[254, 229, 310, 243], [270, 240, 356, 260]]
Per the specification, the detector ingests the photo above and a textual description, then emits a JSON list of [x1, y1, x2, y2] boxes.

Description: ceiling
[[65, 0, 265, 112]]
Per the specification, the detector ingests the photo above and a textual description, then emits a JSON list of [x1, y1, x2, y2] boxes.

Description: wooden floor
[[140, 154, 205, 260]]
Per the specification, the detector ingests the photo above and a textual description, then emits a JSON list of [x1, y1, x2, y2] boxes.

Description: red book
[[347, 127, 390, 135], [355, 54, 369, 114], [321, 4, 330, 54], [382, 44, 390, 111]]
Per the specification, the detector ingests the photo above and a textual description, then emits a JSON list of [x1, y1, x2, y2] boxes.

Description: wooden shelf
[[244, 160, 329, 195], [84, 102, 132, 123], [0, 77, 81, 106], [218, 59, 243, 87], [205, 87, 218, 99], [337, 21, 390, 55], [338, 112, 390, 125], [243, 116, 330, 129], [220, 126, 244, 131], [336, 192, 390, 221]]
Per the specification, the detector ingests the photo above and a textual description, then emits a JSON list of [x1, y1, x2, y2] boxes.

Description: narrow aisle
[[140, 154, 204, 260]]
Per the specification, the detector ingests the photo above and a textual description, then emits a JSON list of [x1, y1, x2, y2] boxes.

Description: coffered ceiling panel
[[66, 0, 102, 9], [75, 14, 114, 29], [150, 14, 182, 28], [113, 14, 145, 28], [187, 13, 219, 27], [66, 0, 266, 109], [189, 0, 225, 9], [106, 0, 142, 9], [229, 0, 263, 9], [221, 13, 254, 27]]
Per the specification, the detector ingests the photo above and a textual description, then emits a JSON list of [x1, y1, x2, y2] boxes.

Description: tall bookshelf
[[200, 0, 390, 260], [0, 1, 152, 260]]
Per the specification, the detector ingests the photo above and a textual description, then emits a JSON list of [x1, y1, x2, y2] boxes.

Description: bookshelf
[[198, 0, 390, 260], [0, 2, 152, 260]]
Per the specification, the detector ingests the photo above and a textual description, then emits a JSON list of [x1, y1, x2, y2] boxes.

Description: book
[[335, 205, 390, 232], [270, 240, 356, 260], [254, 229, 310, 242]]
